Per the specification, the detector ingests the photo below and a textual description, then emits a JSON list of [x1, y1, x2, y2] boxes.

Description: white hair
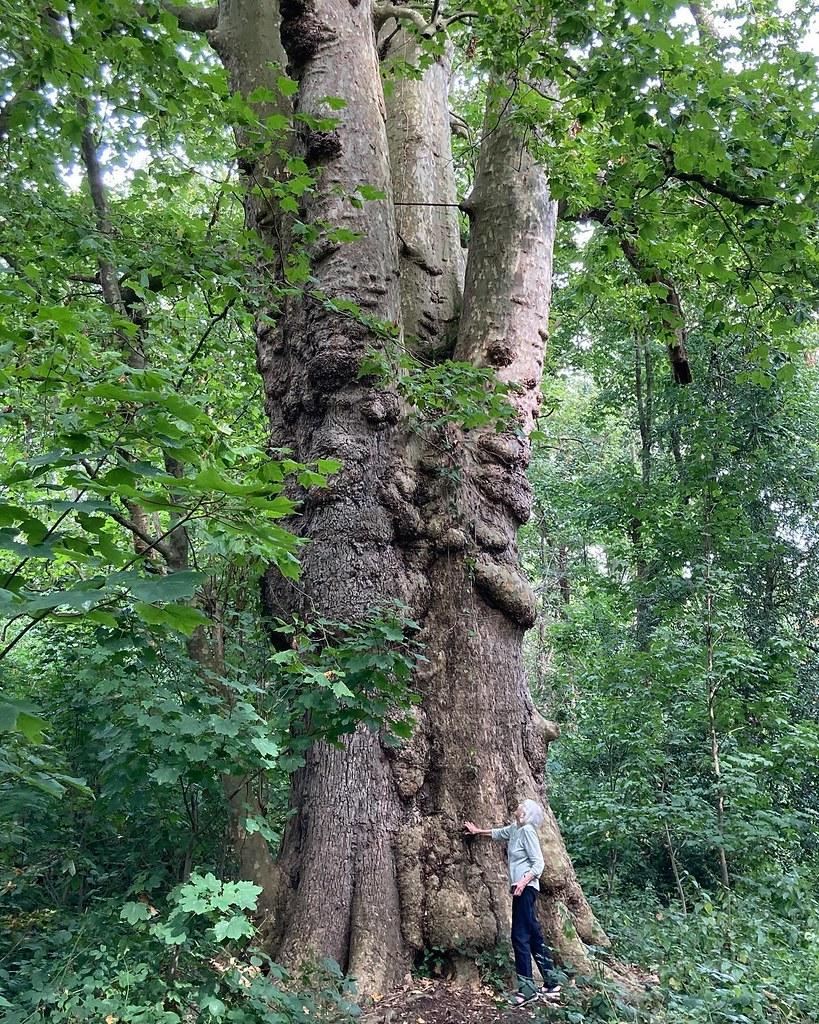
[[519, 799, 545, 827]]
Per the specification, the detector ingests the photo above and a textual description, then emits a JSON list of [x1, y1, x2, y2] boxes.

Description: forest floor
[[361, 978, 563, 1024]]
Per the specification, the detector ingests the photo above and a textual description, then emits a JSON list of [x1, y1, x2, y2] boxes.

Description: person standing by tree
[[464, 801, 561, 1005]]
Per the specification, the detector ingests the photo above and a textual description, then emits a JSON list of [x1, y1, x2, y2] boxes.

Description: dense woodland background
[[2, 0, 819, 1022]]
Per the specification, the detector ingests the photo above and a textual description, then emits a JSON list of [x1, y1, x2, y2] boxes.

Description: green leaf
[[212, 914, 254, 941], [133, 602, 210, 635], [277, 75, 299, 97], [355, 184, 386, 201], [152, 914, 189, 945], [86, 608, 120, 628], [121, 901, 152, 924], [389, 718, 414, 739], [224, 880, 263, 910], [203, 996, 227, 1018], [0, 699, 49, 742], [122, 571, 205, 603], [330, 679, 355, 699], [251, 735, 279, 762]]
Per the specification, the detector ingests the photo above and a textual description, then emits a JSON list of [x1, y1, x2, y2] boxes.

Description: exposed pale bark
[[158, 2, 219, 32], [381, 25, 465, 355], [455, 85, 555, 436], [430, 83, 605, 969], [135, 2, 219, 32], [688, 2, 719, 43]]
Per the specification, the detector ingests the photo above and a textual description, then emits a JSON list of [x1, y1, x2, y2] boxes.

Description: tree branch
[[164, 2, 218, 30], [109, 509, 173, 562], [374, 3, 428, 32], [174, 297, 237, 390], [78, 108, 124, 310], [573, 147, 776, 215], [0, 498, 207, 662], [67, 272, 102, 284], [560, 207, 693, 385], [443, 10, 478, 26], [450, 111, 470, 139], [671, 170, 775, 208], [688, 2, 719, 42], [619, 237, 693, 386], [78, 458, 173, 562], [374, 1, 477, 35], [78, 101, 148, 369], [561, 205, 610, 224]]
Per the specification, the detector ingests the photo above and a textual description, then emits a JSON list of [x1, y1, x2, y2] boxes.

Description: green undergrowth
[[0, 877, 360, 1023], [5, 873, 819, 1024], [455, 874, 819, 1024], [541, 874, 819, 1024]]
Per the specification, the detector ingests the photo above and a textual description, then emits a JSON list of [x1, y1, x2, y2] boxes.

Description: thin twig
[[174, 298, 237, 390], [0, 498, 208, 661]]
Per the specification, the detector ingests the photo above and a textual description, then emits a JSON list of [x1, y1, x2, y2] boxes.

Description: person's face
[[514, 804, 526, 825]]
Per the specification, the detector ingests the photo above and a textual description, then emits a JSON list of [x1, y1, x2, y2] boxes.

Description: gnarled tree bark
[[204, 0, 606, 994]]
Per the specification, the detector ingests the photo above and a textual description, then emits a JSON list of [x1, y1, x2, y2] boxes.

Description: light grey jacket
[[491, 822, 545, 892]]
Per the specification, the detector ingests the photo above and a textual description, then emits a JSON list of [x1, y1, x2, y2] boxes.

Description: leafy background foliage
[[520, 221, 819, 1020], [3, 0, 819, 1022]]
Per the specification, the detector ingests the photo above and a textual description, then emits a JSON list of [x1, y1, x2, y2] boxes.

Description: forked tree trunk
[[211, 0, 607, 994]]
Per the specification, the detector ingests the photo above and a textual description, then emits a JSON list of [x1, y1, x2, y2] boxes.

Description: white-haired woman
[[464, 799, 560, 1006]]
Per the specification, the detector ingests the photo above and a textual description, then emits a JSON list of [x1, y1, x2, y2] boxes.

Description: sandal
[[509, 990, 539, 1007], [539, 984, 561, 1000]]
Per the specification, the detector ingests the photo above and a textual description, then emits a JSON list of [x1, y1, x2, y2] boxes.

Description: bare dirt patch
[[361, 978, 562, 1024]]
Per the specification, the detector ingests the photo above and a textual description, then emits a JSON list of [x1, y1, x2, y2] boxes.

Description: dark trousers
[[511, 886, 554, 987]]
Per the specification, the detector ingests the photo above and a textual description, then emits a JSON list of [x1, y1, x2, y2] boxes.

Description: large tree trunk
[[213, 0, 606, 994], [255, 0, 411, 989]]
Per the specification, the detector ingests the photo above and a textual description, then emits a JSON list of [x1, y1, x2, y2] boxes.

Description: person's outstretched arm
[[464, 820, 513, 840]]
